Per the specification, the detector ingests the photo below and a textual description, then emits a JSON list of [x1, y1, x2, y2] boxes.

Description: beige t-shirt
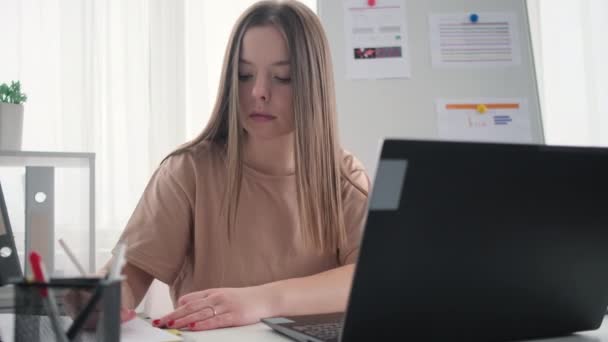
[[116, 142, 369, 305]]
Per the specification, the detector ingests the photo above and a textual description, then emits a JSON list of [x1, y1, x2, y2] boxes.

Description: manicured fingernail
[[152, 319, 160, 326], [189, 322, 196, 329], [168, 320, 175, 327]]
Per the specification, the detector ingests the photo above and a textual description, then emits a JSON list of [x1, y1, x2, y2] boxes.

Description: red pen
[[29, 252, 48, 295]]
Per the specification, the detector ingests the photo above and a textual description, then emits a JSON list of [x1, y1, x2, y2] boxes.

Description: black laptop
[[263, 139, 608, 342]]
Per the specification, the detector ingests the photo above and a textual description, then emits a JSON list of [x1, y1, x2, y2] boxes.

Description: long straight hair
[[164, 0, 366, 252]]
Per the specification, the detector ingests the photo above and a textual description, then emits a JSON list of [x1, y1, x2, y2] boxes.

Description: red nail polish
[[152, 319, 160, 326], [189, 322, 196, 329], [168, 320, 175, 327]]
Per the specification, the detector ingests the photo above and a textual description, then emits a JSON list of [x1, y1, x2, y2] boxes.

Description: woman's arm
[[100, 260, 154, 310], [263, 264, 355, 317], [156, 264, 356, 331], [120, 262, 155, 309]]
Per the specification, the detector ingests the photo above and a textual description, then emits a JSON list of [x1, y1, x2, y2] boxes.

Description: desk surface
[[180, 318, 608, 342]]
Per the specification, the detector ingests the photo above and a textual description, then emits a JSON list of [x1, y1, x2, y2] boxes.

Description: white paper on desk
[[343, 0, 411, 79], [0, 315, 181, 342], [436, 98, 533, 143], [121, 317, 182, 341], [429, 12, 521, 68]]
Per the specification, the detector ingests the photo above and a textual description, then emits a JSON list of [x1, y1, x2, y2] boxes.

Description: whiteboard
[[318, 0, 544, 179]]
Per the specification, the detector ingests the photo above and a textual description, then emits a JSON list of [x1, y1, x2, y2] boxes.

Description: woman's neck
[[243, 132, 295, 176]]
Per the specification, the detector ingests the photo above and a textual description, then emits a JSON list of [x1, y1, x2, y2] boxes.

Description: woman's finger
[[188, 313, 234, 331], [120, 308, 136, 323], [173, 304, 223, 329], [154, 296, 218, 328]]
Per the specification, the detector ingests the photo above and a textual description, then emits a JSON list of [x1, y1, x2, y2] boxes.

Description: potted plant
[[0, 81, 27, 150]]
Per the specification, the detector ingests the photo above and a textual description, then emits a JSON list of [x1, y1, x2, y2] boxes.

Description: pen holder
[[11, 277, 121, 342]]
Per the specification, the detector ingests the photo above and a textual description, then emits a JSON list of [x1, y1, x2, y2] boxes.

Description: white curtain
[[0, 0, 190, 265], [0, 0, 315, 316], [528, 0, 608, 147]]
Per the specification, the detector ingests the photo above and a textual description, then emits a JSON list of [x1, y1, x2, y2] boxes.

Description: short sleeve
[[338, 158, 371, 265], [113, 153, 196, 285]]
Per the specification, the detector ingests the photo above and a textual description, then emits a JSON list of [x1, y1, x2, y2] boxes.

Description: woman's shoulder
[[159, 141, 226, 180], [340, 150, 370, 198]]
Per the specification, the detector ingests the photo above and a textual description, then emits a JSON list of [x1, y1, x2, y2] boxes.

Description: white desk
[[179, 318, 608, 342], [180, 323, 287, 342], [2, 314, 607, 341]]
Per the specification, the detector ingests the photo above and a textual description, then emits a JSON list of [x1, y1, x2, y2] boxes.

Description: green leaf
[[0, 80, 27, 104]]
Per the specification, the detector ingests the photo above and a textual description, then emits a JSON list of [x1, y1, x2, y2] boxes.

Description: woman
[[109, 0, 369, 331]]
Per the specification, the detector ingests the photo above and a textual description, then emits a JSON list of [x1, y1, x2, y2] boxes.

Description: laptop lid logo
[[370, 159, 408, 210]]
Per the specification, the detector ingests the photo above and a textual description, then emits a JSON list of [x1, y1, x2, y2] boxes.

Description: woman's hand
[[153, 286, 278, 331], [121, 308, 137, 322]]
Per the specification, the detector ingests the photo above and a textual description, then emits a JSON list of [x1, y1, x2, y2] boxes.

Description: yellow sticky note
[[476, 104, 488, 114], [165, 329, 182, 336]]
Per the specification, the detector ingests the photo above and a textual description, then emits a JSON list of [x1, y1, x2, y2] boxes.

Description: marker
[[29, 252, 69, 342], [58, 238, 88, 276], [470, 13, 479, 23]]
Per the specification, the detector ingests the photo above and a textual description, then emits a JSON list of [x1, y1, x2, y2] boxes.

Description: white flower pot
[[0, 103, 24, 151]]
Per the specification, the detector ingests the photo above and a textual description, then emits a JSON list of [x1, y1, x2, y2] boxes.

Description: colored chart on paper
[[436, 99, 532, 143]]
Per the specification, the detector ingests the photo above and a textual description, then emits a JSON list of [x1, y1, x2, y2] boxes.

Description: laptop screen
[[342, 139, 608, 341]]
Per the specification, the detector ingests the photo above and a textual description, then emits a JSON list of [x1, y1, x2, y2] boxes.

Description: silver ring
[[205, 305, 217, 317]]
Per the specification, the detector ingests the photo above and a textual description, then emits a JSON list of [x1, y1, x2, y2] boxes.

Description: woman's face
[[238, 25, 294, 140]]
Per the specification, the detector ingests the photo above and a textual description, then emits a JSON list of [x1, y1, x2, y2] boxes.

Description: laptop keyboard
[[293, 322, 341, 341]]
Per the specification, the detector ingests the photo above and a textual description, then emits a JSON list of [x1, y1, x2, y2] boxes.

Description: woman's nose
[[251, 77, 270, 102]]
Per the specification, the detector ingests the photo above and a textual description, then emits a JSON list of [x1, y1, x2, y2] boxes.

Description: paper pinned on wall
[[436, 98, 533, 143], [343, 0, 411, 79], [429, 12, 522, 68]]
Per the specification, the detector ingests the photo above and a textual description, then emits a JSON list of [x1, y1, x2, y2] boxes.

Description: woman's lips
[[249, 112, 276, 122]]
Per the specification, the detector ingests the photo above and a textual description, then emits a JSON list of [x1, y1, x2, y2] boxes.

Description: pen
[[66, 282, 103, 339], [108, 242, 126, 280], [58, 238, 88, 276], [68, 242, 127, 339], [29, 252, 69, 342]]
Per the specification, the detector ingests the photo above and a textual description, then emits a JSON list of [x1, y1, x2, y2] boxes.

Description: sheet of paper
[[121, 317, 182, 342], [0, 315, 181, 342], [436, 98, 533, 143], [343, 0, 411, 79], [429, 12, 521, 68]]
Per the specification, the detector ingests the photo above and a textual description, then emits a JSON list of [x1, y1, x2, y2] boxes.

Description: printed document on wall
[[343, 0, 411, 79], [429, 12, 521, 68], [436, 98, 532, 143]]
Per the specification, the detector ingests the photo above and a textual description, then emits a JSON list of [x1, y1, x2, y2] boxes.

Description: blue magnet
[[470, 13, 479, 23]]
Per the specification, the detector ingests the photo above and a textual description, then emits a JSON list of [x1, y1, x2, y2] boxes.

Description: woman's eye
[[274, 76, 291, 83], [238, 74, 253, 81]]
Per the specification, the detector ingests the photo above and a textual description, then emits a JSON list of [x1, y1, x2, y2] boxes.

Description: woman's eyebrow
[[239, 58, 290, 66]]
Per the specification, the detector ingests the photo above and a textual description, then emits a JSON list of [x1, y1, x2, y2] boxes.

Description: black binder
[[0, 181, 22, 285]]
